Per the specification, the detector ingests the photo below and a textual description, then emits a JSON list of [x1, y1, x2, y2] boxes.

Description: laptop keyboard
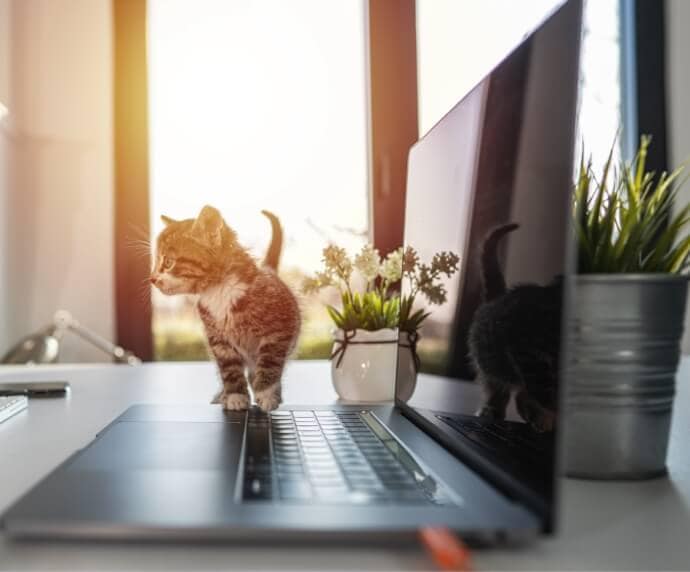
[[437, 414, 552, 459], [243, 410, 453, 505]]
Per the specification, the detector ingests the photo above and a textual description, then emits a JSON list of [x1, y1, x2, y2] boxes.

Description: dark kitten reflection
[[468, 224, 562, 432]]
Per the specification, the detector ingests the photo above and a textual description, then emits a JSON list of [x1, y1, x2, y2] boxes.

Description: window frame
[[630, 0, 667, 173], [113, 0, 154, 361], [367, 0, 418, 257]]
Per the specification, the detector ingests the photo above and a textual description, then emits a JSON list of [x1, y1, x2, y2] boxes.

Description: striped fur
[[151, 206, 300, 411]]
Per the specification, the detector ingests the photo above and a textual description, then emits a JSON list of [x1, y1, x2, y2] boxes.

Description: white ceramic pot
[[331, 328, 398, 403]]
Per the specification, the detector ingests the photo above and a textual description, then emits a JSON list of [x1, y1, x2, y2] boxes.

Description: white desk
[[1, 360, 690, 571]]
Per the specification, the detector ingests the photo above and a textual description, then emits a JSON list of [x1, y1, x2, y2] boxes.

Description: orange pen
[[419, 527, 473, 572]]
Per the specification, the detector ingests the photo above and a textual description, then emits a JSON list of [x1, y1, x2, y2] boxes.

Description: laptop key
[[346, 491, 391, 504], [303, 449, 333, 457], [349, 481, 382, 491], [280, 492, 313, 502], [244, 479, 272, 500], [389, 490, 428, 503]]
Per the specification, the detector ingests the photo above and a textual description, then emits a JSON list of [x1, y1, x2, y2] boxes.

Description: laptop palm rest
[[8, 417, 245, 528]]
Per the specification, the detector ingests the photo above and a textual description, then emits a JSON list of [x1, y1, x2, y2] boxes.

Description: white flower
[[301, 276, 321, 295], [323, 244, 352, 282], [380, 248, 403, 283], [354, 244, 381, 282]]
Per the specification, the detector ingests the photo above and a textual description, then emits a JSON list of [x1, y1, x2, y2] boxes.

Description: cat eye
[[161, 256, 175, 271]]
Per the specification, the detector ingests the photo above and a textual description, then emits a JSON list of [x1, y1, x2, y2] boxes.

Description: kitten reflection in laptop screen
[[469, 223, 562, 433]]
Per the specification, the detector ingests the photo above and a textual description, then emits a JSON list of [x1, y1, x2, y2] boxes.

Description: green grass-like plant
[[326, 291, 399, 331], [575, 135, 690, 274]]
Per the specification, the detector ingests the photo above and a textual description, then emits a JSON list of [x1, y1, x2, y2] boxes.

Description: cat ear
[[191, 205, 225, 243], [161, 215, 177, 226]]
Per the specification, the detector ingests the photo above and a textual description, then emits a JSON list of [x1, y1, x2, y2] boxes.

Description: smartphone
[[0, 381, 70, 397]]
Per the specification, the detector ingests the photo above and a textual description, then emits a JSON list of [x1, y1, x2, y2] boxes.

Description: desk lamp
[[1, 310, 141, 365]]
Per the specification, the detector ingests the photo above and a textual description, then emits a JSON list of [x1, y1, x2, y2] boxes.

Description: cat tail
[[261, 210, 283, 270], [481, 223, 519, 301]]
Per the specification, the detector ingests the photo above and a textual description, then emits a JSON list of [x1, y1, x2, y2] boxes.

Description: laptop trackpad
[[68, 421, 244, 471]]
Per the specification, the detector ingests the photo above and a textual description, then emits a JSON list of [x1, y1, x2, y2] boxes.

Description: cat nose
[[150, 276, 160, 286]]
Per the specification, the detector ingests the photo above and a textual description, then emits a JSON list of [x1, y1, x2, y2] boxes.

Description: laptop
[[2, 0, 581, 542]]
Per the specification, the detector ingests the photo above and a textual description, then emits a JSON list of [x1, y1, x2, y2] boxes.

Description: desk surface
[[1, 359, 689, 571]]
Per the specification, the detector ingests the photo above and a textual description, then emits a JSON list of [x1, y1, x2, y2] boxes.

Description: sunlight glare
[[148, 0, 369, 272]]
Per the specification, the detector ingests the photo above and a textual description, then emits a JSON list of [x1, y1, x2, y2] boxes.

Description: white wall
[[0, 0, 15, 354], [667, 0, 690, 354], [0, 0, 115, 362]]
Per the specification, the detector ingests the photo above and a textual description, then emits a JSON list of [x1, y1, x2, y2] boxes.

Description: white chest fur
[[199, 276, 248, 323]]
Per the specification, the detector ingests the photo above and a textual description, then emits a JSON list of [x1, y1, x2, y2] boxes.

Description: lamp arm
[[53, 311, 141, 365]]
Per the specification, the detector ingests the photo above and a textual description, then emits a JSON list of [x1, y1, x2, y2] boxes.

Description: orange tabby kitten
[[150, 206, 300, 412]]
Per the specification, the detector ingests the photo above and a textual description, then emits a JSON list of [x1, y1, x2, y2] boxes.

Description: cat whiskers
[[126, 237, 153, 260], [137, 275, 155, 305], [127, 221, 151, 242]]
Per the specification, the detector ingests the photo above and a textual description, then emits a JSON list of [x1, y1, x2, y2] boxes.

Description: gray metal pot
[[565, 274, 689, 479]]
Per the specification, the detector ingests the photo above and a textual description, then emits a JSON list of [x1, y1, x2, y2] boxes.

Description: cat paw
[[255, 388, 281, 412], [530, 410, 556, 433], [476, 405, 505, 420], [223, 393, 250, 411]]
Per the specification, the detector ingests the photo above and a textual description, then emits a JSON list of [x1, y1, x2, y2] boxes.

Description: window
[[117, 0, 630, 361], [416, 0, 563, 136], [577, 0, 623, 168], [147, 0, 369, 360], [416, 0, 624, 167]]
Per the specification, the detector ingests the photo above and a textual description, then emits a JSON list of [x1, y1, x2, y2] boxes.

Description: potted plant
[[303, 244, 458, 402], [567, 135, 690, 479]]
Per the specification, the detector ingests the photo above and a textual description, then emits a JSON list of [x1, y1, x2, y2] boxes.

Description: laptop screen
[[396, 0, 581, 527]]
